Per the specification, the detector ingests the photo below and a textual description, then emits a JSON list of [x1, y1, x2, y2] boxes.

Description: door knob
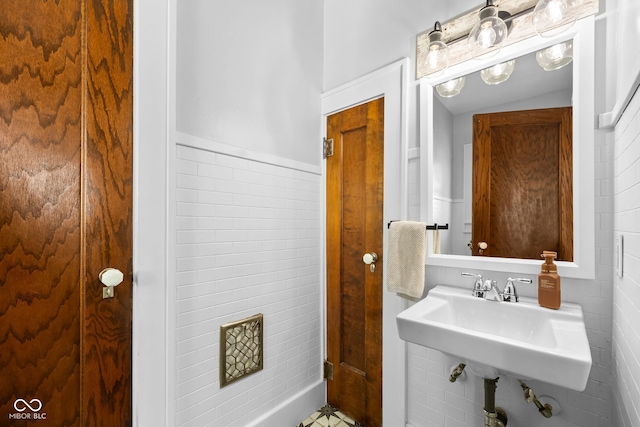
[[362, 252, 378, 273], [362, 252, 378, 264], [99, 268, 124, 299], [478, 241, 488, 255]]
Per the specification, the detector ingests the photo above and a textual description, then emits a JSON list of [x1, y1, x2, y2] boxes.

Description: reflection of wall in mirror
[[432, 96, 454, 255], [435, 88, 573, 256]]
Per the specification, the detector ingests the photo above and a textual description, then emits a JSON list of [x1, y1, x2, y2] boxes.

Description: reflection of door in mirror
[[472, 107, 573, 261]]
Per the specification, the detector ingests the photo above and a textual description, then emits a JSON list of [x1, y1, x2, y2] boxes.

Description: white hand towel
[[386, 221, 427, 300]]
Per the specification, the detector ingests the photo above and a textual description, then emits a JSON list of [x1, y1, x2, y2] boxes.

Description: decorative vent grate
[[219, 313, 264, 387]]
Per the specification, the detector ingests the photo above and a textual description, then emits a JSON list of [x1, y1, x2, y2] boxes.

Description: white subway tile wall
[[612, 89, 640, 427], [406, 137, 615, 425], [174, 145, 322, 427]]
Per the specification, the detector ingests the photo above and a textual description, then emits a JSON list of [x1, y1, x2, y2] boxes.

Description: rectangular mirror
[[419, 17, 595, 279]]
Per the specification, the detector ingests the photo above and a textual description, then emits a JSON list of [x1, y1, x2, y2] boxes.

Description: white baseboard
[[246, 381, 325, 427]]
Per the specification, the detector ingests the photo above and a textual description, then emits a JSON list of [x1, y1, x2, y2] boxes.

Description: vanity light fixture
[[533, 0, 584, 37], [425, 21, 449, 76], [467, 0, 509, 59], [436, 76, 466, 98], [480, 59, 516, 84], [536, 40, 573, 70]]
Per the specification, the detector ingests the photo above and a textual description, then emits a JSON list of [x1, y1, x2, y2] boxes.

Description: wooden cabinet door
[[472, 107, 573, 261], [0, 1, 133, 425]]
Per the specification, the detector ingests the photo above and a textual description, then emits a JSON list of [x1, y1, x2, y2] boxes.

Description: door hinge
[[323, 138, 334, 159], [324, 359, 334, 381]]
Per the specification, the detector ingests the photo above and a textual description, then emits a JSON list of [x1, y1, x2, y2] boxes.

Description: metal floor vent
[[220, 313, 264, 387]]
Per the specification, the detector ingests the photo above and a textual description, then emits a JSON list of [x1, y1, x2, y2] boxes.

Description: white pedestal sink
[[396, 285, 592, 391]]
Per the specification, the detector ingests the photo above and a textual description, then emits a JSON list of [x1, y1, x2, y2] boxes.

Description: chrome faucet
[[462, 273, 532, 302], [461, 272, 484, 297], [502, 277, 533, 303], [483, 280, 502, 301]]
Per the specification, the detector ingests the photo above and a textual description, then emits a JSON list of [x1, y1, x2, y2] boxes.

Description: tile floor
[[297, 404, 365, 427]]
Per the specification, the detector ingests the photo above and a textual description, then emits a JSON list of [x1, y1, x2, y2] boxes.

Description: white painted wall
[[176, 0, 323, 167]]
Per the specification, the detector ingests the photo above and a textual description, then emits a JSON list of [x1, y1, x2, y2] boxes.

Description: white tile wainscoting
[[172, 141, 323, 426]]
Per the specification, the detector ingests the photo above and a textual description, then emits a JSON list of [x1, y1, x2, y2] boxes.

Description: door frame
[[132, 0, 172, 426], [320, 58, 410, 426]]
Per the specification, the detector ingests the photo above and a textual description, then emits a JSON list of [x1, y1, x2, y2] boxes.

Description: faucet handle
[[503, 278, 532, 303], [462, 272, 484, 297]]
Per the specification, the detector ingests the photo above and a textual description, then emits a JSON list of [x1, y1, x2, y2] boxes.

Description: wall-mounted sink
[[397, 285, 592, 391]]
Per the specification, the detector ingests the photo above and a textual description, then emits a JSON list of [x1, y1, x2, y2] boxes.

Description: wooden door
[[326, 98, 384, 427], [472, 107, 572, 261], [0, 1, 133, 426]]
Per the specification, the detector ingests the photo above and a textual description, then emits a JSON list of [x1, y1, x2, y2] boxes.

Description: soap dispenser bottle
[[538, 251, 561, 309]]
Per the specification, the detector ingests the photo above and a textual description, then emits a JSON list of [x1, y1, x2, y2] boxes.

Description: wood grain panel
[[0, 0, 132, 425], [472, 107, 572, 261], [340, 126, 366, 372], [363, 98, 383, 426], [0, 1, 83, 425], [491, 123, 559, 258], [83, 0, 133, 425]]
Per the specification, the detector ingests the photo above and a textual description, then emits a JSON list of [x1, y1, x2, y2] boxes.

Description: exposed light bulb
[[441, 80, 458, 91], [480, 60, 516, 85], [491, 62, 507, 74], [536, 41, 573, 70], [426, 44, 447, 71], [425, 21, 449, 76], [467, 1, 508, 59], [533, 0, 584, 37], [545, 0, 568, 24], [477, 22, 498, 48], [436, 76, 466, 98], [544, 43, 567, 61]]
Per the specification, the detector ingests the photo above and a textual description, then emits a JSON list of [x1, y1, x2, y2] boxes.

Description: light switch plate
[[615, 234, 624, 278]]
